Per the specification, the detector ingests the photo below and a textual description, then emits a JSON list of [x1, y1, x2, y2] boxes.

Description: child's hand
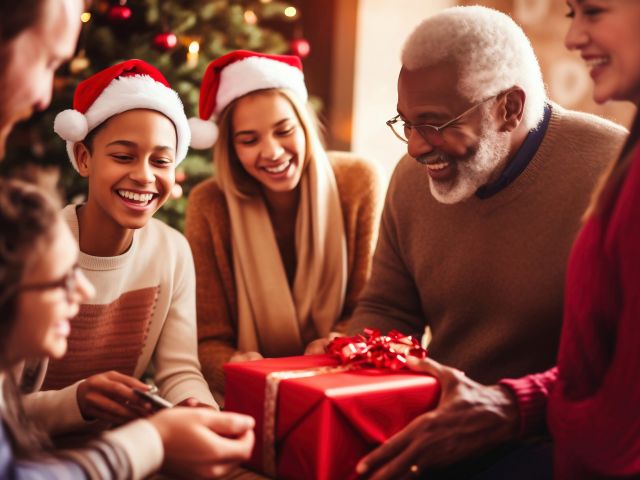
[[77, 371, 152, 424], [149, 407, 255, 479]]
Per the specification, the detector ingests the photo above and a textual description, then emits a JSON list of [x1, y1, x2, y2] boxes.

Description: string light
[[244, 9, 258, 25], [80, 12, 92, 23], [187, 40, 200, 67], [284, 6, 297, 17]]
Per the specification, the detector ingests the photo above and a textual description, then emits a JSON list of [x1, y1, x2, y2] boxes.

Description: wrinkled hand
[[229, 351, 263, 363], [149, 407, 255, 479], [356, 356, 519, 479], [77, 371, 152, 424]]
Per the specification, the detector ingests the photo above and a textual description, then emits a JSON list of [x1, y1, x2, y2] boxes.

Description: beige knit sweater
[[185, 152, 384, 394]]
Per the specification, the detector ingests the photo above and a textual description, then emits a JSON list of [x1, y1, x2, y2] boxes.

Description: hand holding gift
[[357, 356, 520, 479]]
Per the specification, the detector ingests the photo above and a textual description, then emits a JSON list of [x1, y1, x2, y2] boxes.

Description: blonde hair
[[213, 88, 326, 198]]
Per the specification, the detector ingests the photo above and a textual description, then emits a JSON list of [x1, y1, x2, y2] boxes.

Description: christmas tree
[[3, 0, 310, 231]]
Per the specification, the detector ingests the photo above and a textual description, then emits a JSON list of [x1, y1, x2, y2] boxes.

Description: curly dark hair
[[0, 178, 59, 456]]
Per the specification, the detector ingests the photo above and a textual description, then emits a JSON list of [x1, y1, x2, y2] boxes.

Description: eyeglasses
[[18, 264, 81, 302], [386, 95, 497, 145]]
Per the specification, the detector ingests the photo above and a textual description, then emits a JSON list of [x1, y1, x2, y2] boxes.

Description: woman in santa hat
[[186, 50, 383, 399]]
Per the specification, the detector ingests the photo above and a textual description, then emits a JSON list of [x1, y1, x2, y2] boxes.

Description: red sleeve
[[499, 367, 558, 437]]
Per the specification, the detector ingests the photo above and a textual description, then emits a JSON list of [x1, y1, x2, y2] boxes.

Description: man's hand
[[149, 408, 255, 479], [356, 356, 519, 479], [229, 351, 263, 363], [77, 371, 153, 424]]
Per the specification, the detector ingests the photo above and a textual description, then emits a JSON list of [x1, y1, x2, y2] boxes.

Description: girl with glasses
[[0, 178, 254, 479]]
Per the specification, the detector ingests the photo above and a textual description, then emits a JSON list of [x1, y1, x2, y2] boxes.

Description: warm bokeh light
[[284, 6, 297, 17], [244, 9, 258, 25], [80, 12, 92, 22], [188, 41, 200, 54]]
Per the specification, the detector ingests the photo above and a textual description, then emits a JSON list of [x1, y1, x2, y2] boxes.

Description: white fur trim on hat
[[56, 75, 191, 172], [188, 117, 219, 149], [54, 109, 88, 142], [214, 56, 307, 117]]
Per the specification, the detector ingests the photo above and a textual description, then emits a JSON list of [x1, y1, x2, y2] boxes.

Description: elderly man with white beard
[[308, 6, 628, 479]]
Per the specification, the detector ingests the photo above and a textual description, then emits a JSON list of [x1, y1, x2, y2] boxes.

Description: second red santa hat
[[189, 50, 308, 149]]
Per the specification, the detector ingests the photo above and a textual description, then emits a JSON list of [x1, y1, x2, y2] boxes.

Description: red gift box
[[224, 354, 440, 480]]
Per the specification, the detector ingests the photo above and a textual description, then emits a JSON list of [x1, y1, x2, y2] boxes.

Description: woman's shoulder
[[186, 177, 230, 221], [327, 151, 383, 191], [188, 177, 226, 206]]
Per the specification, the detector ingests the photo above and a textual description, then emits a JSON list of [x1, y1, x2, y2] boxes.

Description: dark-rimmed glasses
[[18, 264, 81, 302], [386, 95, 497, 145]]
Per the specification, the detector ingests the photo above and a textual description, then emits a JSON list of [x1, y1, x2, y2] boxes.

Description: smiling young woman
[[185, 51, 384, 399]]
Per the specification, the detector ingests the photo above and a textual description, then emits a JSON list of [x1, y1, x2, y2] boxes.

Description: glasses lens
[[415, 125, 444, 145]]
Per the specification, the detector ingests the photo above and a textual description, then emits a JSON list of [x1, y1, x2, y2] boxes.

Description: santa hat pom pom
[[188, 117, 219, 149], [54, 109, 89, 142]]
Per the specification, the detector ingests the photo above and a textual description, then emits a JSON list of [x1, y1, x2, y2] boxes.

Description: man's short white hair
[[402, 6, 546, 131]]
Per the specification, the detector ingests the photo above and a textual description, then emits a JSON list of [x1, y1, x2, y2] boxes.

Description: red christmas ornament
[[175, 170, 186, 183], [107, 5, 132, 21], [153, 32, 178, 51], [290, 38, 311, 58]]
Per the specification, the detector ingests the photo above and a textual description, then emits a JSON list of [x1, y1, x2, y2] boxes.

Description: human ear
[[496, 87, 525, 132], [73, 143, 91, 178]]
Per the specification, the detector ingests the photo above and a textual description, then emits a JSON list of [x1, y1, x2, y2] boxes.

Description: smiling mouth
[[263, 159, 291, 174], [116, 189, 158, 206], [426, 160, 449, 171], [585, 57, 609, 68]]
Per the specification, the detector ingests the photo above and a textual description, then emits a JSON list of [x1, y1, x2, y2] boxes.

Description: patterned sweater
[[345, 104, 627, 384], [23, 205, 216, 434], [185, 152, 384, 394]]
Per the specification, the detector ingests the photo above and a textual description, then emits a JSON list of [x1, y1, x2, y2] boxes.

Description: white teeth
[[427, 161, 449, 171], [117, 190, 154, 203], [264, 160, 290, 174], [586, 57, 609, 68]]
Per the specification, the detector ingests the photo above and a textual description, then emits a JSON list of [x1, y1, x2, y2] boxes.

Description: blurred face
[[565, 0, 640, 104], [0, 0, 83, 159], [231, 91, 306, 195], [397, 63, 509, 204], [76, 109, 176, 232], [9, 220, 94, 361]]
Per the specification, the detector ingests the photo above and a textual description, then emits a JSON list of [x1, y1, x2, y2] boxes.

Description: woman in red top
[[544, 0, 640, 476]]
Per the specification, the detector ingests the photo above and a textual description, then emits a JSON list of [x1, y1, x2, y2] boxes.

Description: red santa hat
[[54, 59, 191, 171], [188, 50, 308, 149]]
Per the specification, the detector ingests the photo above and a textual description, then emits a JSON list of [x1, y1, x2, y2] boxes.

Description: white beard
[[429, 126, 510, 204]]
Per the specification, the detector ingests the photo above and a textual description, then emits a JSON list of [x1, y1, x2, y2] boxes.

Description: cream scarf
[[225, 152, 347, 357]]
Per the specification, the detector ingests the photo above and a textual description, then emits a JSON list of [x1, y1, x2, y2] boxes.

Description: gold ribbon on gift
[[263, 365, 353, 477]]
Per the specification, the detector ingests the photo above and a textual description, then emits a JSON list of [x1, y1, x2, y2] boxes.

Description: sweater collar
[[476, 103, 552, 199]]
